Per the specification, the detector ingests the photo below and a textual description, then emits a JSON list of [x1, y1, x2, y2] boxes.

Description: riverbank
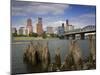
[[12, 37, 59, 41]]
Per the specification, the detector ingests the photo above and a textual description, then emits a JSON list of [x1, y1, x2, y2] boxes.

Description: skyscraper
[[36, 17, 43, 36], [66, 19, 69, 26], [26, 18, 33, 35], [65, 19, 74, 31], [64, 19, 69, 32], [62, 23, 64, 29], [57, 23, 65, 36]]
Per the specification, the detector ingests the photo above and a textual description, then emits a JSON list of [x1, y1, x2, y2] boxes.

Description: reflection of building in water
[[18, 27, 25, 35], [46, 27, 54, 34], [36, 17, 43, 36], [26, 18, 33, 35]]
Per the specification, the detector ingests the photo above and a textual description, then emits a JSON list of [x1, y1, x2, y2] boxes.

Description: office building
[[36, 17, 43, 36], [46, 27, 54, 34], [19, 27, 25, 35], [26, 18, 33, 35]]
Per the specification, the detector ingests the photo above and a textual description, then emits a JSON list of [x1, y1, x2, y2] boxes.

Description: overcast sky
[[11, 0, 96, 32]]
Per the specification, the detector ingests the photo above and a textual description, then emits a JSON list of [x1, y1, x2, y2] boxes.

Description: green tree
[[29, 32, 38, 37], [42, 32, 47, 39]]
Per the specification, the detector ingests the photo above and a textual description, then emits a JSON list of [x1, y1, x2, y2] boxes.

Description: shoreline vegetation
[[12, 37, 59, 41], [23, 35, 96, 72]]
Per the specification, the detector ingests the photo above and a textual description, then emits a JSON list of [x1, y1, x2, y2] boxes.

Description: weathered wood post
[[64, 40, 83, 70], [62, 40, 75, 70], [88, 35, 96, 64], [23, 41, 38, 65], [31, 45, 38, 65], [72, 40, 83, 69], [23, 45, 30, 62], [55, 48, 61, 68], [42, 42, 51, 70]]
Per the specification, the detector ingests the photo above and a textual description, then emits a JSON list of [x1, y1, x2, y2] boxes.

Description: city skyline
[[11, 1, 96, 32]]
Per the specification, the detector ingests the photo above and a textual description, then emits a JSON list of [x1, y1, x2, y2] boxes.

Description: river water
[[11, 39, 95, 74]]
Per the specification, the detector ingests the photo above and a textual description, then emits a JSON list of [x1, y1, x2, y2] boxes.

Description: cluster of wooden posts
[[23, 35, 96, 72]]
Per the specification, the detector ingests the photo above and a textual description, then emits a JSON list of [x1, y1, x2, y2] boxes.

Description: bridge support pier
[[81, 33, 85, 40], [66, 35, 69, 40], [72, 34, 75, 40]]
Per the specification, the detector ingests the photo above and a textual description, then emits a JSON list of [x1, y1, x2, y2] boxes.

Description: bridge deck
[[64, 30, 96, 35]]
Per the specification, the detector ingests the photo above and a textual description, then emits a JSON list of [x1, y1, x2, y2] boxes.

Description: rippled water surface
[[11, 39, 95, 74]]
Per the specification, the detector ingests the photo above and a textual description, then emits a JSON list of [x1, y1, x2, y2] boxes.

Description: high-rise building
[[36, 17, 43, 36], [66, 19, 69, 26], [68, 25, 74, 31], [65, 19, 74, 32], [26, 18, 33, 35], [64, 19, 69, 31], [46, 27, 54, 34], [57, 23, 65, 36], [62, 23, 65, 30]]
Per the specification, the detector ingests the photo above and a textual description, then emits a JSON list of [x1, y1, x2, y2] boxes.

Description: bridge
[[64, 25, 96, 40]]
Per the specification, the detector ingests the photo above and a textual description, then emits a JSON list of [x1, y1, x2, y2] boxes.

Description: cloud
[[11, 1, 96, 32], [69, 13, 96, 28], [42, 13, 96, 30], [12, 1, 70, 16], [78, 13, 95, 19], [12, 13, 96, 32]]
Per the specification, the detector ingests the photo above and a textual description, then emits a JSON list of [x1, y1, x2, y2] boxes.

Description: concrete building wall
[[57, 26, 64, 36], [18, 27, 25, 35], [12, 27, 17, 34], [26, 18, 33, 35], [36, 17, 43, 36], [46, 27, 54, 34]]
